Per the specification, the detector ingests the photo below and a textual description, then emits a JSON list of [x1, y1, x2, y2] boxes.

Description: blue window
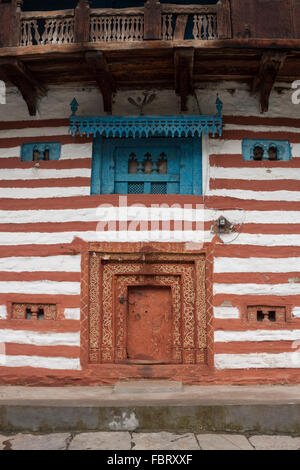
[[21, 142, 61, 162], [242, 139, 292, 161], [91, 137, 202, 195]]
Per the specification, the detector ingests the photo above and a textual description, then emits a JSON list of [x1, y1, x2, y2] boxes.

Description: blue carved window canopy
[[69, 97, 223, 139]]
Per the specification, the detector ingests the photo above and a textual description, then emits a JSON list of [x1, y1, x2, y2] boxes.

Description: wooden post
[[144, 0, 162, 40], [0, 0, 22, 47], [74, 0, 91, 43], [217, 0, 232, 39]]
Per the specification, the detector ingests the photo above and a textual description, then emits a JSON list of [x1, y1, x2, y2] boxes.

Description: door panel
[[127, 286, 173, 363]]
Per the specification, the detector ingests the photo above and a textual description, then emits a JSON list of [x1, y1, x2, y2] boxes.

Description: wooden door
[[127, 286, 173, 363]]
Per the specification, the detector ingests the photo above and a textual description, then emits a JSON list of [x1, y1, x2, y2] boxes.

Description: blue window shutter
[[91, 136, 203, 195], [91, 136, 102, 195], [101, 139, 115, 194]]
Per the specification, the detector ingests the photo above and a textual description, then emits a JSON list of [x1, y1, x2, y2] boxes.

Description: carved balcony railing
[[161, 5, 217, 41], [8, 2, 229, 48], [90, 9, 144, 42], [20, 10, 75, 46]]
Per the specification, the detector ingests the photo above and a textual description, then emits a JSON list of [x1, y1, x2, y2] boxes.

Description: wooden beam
[[0, 58, 46, 115], [174, 47, 194, 112], [85, 51, 116, 114], [252, 50, 287, 113]]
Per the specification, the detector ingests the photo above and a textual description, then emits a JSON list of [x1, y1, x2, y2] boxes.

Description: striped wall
[[0, 84, 299, 384]]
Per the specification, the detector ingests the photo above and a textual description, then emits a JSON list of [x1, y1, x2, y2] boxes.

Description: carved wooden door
[[127, 286, 173, 363]]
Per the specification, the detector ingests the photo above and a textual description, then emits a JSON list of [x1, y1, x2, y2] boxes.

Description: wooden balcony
[[1, 0, 300, 118], [18, 3, 221, 47]]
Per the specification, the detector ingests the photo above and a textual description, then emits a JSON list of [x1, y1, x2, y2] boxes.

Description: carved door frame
[[79, 242, 214, 374]]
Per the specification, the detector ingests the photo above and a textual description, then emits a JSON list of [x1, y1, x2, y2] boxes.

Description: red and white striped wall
[[0, 84, 299, 384]]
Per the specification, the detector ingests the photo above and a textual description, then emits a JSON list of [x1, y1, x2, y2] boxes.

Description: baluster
[[105, 17, 110, 41], [193, 15, 198, 39], [162, 15, 167, 40], [32, 19, 41, 45], [41, 19, 49, 44], [140, 17, 144, 40], [207, 15, 212, 39], [111, 16, 117, 41], [58, 20, 65, 44], [51, 20, 58, 44], [129, 16, 135, 41], [117, 16, 121, 41], [167, 14, 173, 40], [212, 14, 217, 39], [202, 15, 208, 39], [101, 17, 105, 41], [120, 16, 125, 41]]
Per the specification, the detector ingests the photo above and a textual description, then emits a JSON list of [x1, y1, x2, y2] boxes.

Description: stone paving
[[0, 432, 300, 450]]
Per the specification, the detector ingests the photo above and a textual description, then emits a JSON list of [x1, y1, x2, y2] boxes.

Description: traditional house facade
[[0, 0, 299, 385]]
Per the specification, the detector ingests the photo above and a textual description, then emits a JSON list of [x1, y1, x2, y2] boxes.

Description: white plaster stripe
[[64, 308, 80, 320], [0, 187, 90, 199], [0, 355, 81, 370], [0, 230, 206, 245], [0, 281, 80, 295], [0, 126, 70, 139], [1, 208, 300, 225], [214, 283, 300, 296], [213, 307, 240, 319], [61, 143, 93, 159], [0, 305, 7, 320], [0, 330, 80, 346], [215, 330, 300, 343], [0, 256, 81, 273], [1, 208, 300, 226], [292, 307, 300, 318], [214, 257, 300, 274], [208, 140, 242, 155], [224, 123, 300, 136], [0, 169, 91, 180], [0, 207, 207, 224], [1, 231, 300, 246], [212, 167, 300, 180], [215, 353, 300, 370], [0, 147, 21, 158], [208, 189, 300, 202]]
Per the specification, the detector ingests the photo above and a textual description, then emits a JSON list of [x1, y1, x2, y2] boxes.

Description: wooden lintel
[[252, 51, 287, 113], [0, 58, 46, 115], [85, 51, 116, 114], [174, 47, 194, 112]]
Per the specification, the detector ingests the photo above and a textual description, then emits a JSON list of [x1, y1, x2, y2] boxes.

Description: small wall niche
[[246, 305, 290, 324], [11, 303, 57, 320], [242, 139, 292, 161], [21, 142, 61, 162]]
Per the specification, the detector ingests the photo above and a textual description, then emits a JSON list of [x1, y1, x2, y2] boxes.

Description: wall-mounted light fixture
[[211, 216, 235, 235]]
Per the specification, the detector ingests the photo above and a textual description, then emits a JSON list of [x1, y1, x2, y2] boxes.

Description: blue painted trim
[[242, 139, 292, 161], [69, 98, 223, 139], [91, 136, 202, 195], [21, 142, 61, 161]]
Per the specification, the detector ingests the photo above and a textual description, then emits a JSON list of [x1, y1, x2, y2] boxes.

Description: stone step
[[0, 385, 299, 434]]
